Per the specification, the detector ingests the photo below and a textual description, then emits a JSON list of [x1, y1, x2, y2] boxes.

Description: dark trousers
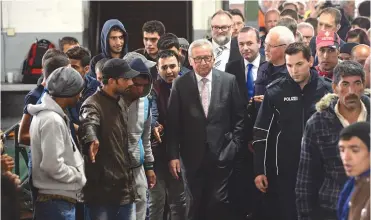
[[183, 151, 234, 220]]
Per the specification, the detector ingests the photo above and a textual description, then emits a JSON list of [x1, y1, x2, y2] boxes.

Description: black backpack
[[21, 39, 55, 84]]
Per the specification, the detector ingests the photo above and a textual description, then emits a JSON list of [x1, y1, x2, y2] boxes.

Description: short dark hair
[[280, 9, 299, 21], [285, 42, 312, 61], [358, 0, 370, 17], [43, 55, 70, 79], [277, 17, 297, 35], [319, 7, 342, 26], [346, 28, 371, 45], [333, 60, 365, 84], [142, 20, 166, 36], [228, 8, 245, 21], [42, 49, 66, 67], [352, 16, 371, 31], [239, 26, 260, 42], [305, 17, 318, 34], [157, 33, 180, 51], [65, 46, 91, 67], [59, 36, 79, 51], [95, 58, 109, 73], [156, 50, 180, 64]]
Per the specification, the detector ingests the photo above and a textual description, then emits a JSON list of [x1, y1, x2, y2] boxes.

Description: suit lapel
[[239, 59, 248, 101], [208, 69, 221, 118]]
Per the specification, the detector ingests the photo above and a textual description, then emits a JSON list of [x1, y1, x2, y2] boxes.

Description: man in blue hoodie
[[125, 58, 156, 220], [88, 19, 128, 78]]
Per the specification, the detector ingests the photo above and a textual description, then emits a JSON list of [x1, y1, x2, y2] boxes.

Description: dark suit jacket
[[166, 69, 245, 179], [225, 55, 266, 103], [225, 56, 265, 142], [207, 37, 241, 63]]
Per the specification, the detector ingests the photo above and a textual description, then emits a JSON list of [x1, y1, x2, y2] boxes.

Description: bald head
[[364, 55, 370, 88], [351, 44, 371, 66]]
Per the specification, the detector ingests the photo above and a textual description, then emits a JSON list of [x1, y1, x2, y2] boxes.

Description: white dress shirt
[[195, 71, 212, 102], [212, 39, 231, 72], [243, 54, 261, 82]]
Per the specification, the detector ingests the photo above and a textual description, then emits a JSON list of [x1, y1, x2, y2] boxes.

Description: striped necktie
[[214, 46, 226, 69]]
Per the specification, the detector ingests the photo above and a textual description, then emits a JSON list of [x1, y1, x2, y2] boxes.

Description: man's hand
[[145, 170, 156, 189], [153, 124, 164, 143], [169, 159, 181, 180], [255, 174, 268, 193], [3, 171, 21, 187], [253, 95, 264, 103], [1, 154, 15, 173], [89, 140, 99, 163]]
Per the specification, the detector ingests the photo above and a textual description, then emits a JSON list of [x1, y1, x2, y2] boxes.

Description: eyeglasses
[[264, 43, 286, 49], [192, 55, 213, 63], [211, 25, 232, 31]]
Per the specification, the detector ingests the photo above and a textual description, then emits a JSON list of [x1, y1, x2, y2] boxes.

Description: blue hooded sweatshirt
[[88, 19, 128, 78]]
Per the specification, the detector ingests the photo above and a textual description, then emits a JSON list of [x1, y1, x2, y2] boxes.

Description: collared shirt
[[195, 70, 212, 101], [335, 100, 368, 127], [212, 39, 231, 72], [243, 54, 261, 81]]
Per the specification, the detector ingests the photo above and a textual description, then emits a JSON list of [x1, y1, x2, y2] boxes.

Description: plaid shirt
[[295, 95, 370, 220]]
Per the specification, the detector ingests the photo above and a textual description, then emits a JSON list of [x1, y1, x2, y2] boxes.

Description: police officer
[[253, 42, 332, 220]]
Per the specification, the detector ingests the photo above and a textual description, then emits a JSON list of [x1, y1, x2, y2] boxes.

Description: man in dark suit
[[225, 26, 265, 219], [166, 39, 245, 220], [209, 10, 241, 72]]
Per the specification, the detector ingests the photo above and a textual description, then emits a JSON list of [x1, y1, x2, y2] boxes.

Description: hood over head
[[129, 58, 153, 97], [101, 19, 128, 58]]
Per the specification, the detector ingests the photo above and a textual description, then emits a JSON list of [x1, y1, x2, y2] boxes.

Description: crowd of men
[[1, 0, 371, 220]]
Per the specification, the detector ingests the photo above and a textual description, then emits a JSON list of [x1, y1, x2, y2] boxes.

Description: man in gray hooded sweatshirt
[[27, 66, 86, 220], [125, 57, 156, 220]]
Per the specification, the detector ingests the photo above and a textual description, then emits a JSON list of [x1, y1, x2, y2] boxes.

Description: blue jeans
[[88, 203, 135, 220], [34, 199, 75, 220]]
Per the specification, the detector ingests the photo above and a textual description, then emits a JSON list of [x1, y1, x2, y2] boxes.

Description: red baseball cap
[[316, 30, 341, 50]]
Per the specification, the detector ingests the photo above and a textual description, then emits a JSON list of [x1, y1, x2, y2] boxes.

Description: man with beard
[[210, 10, 241, 72], [296, 61, 370, 220], [79, 59, 140, 219], [149, 50, 186, 220], [88, 19, 128, 78]]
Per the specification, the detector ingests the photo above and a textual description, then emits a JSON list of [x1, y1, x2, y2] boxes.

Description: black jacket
[[253, 69, 332, 177], [254, 61, 288, 111], [166, 69, 245, 179], [79, 88, 135, 205]]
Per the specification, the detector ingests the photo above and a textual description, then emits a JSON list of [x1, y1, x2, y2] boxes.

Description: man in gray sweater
[[28, 66, 86, 220]]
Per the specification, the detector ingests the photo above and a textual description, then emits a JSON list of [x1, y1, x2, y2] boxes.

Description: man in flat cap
[[27, 66, 87, 220], [79, 58, 140, 219]]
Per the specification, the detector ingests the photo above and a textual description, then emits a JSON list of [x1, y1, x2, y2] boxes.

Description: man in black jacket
[[253, 42, 332, 220], [79, 59, 140, 219]]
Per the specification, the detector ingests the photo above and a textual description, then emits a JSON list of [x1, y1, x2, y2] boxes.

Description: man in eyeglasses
[[167, 39, 245, 220], [210, 10, 241, 72]]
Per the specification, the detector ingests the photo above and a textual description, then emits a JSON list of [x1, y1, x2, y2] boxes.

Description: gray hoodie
[[28, 93, 86, 200], [127, 73, 154, 169]]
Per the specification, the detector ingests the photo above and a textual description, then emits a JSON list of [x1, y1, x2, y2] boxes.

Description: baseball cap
[[102, 58, 140, 80], [178, 38, 190, 51], [316, 30, 341, 50], [123, 52, 156, 69]]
